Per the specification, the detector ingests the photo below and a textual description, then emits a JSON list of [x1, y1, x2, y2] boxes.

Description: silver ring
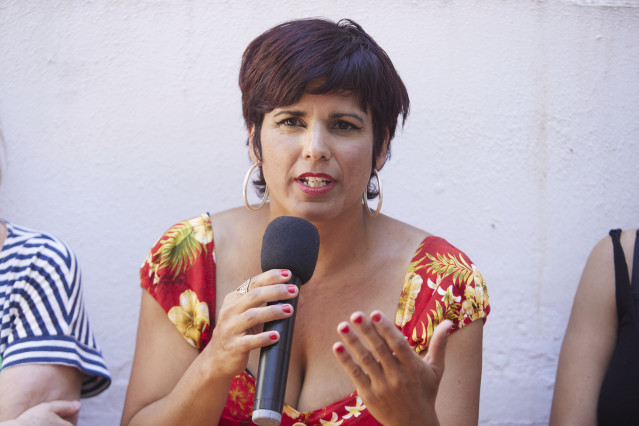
[[236, 278, 251, 294]]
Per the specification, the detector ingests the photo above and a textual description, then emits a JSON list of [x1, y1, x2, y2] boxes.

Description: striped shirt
[[0, 221, 110, 397]]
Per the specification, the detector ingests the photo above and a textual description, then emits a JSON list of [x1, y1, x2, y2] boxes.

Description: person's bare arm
[[550, 235, 619, 425], [435, 319, 483, 426], [0, 364, 82, 424], [121, 271, 299, 426], [120, 290, 222, 426]]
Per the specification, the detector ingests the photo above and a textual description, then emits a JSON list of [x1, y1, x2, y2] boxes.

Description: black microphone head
[[261, 216, 320, 284]]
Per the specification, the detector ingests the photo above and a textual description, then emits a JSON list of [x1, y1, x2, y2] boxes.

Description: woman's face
[[254, 91, 383, 223]]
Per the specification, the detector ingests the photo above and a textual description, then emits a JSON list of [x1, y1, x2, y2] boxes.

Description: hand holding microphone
[[252, 216, 320, 426]]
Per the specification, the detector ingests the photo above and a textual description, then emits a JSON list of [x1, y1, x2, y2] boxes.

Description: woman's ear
[[374, 129, 390, 171], [248, 127, 259, 163]]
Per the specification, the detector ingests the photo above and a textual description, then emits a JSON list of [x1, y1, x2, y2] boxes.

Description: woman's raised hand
[[332, 311, 452, 426], [205, 269, 299, 378]]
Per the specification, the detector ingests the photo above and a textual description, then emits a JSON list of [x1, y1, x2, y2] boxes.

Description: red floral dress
[[140, 213, 490, 425]]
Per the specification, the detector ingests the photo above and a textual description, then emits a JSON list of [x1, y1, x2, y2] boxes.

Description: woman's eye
[[335, 121, 357, 131], [280, 117, 302, 127]]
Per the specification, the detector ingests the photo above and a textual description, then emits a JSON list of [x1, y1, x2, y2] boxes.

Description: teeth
[[302, 177, 330, 188]]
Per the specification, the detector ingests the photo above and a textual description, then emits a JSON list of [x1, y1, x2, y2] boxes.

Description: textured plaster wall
[[1, 1, 638, 424]]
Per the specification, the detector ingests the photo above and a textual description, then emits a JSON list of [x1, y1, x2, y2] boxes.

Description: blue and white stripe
[[0, 222, 111, 397]]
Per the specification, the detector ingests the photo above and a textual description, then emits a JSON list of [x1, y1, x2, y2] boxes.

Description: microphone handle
[[253, 275, 301, 426]]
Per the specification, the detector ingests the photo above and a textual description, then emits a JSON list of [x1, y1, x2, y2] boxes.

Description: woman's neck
[[264, 203, 378, 278]]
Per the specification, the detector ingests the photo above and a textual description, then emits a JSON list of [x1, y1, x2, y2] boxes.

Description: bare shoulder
[[583, 228, 637, 292], [375, 214, 431, 249], [588, 232, 615, 270], [361, 216, 434, 282], [210, 207, 268, 245], [574, 232, 616, 303], [566, 230, 622, 333], [209, 205, 258, 227], [209, 207, 266, 296]]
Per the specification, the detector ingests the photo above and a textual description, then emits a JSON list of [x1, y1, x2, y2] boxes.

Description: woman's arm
[[0, 364, 82, 424], [121, 270, 300, 426], [120, 291, 230, 425], [435, 319, 483, 426], [550, 236, 618, 426]]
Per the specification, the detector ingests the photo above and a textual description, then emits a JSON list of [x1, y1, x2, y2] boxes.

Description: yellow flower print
[[168, 290, 210, 349], [227, 373, 254, 417], [285, 405, 313, 424], [343, 397, 366, 419], [396, 272, 423, 327], [463, 282, 487, 321], [458, 264, 489, 321], [188, 214, 213, 244], [412, 299, 447, 353], [438, 284, 461, 306], [320, 412, 343, 425], [154, 215, 213, 278], [426, 275, 442, 294], [145, 252, 161, 286], [471, 265, 486, 304], [425, 252, 474, 287], [462, 298, 475, 317]]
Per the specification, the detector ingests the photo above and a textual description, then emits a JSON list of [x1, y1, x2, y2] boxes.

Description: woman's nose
[[303, 124, 331, 160]]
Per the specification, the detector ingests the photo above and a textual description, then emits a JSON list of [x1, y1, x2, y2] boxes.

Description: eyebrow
[[273, 110, 366, 124], [329, 112, 365, 124], [274, 110, 305, 118]]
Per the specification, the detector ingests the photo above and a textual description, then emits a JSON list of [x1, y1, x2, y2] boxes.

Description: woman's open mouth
[[300, 176, 332, 188], [296, 174, 335, 195]]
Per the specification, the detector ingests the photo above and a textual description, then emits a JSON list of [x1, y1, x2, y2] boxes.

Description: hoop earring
[[243, 163, 269, 211], [363, 169, 383, 217]]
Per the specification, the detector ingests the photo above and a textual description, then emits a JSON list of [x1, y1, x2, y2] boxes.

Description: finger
[[336, 321, 383, 377], [350, 311, 397, 371], [47, 400, 82, 417], [241, 328, 284, 349], [234, 269, 298, 303], [222, 322, 288, 355], [238, 301, 296, 334], [369, 310, 422, 366], [247, 269, 293, 291], [423, 319, 453, 372], [332, 341, 372, 389], [227, 271, 298, 310]]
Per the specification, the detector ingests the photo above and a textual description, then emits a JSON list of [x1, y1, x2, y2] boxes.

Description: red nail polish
[[339, 324, 350, 334], [287, 285, 297, 294], [281, 270, 290, 278], [353, 314, 363, 324], [371, 312, 382, 322], [269, 332, 278, 340], [282, 305, 292, 313], [335, 344, 344, 354]]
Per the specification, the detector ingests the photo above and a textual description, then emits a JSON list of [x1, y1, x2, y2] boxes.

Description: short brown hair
[[239, 18, 409, 198]]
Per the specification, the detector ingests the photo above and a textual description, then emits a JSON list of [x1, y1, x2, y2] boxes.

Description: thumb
[[423, 319, 453, 372], [47, 400, 82, 418]]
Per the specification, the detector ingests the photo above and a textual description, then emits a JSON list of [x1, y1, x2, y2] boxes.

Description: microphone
[[252, 216, 320, 426]]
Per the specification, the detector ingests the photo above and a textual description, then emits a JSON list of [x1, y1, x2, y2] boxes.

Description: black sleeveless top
[[597, 229, 639, 425]]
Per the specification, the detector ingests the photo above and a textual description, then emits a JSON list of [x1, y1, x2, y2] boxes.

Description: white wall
[[1, 1, 638, 424]]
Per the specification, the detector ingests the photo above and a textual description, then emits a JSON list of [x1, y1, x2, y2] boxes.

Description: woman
[[550, 228, 639, 425], [121, 18, 489, 426]]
